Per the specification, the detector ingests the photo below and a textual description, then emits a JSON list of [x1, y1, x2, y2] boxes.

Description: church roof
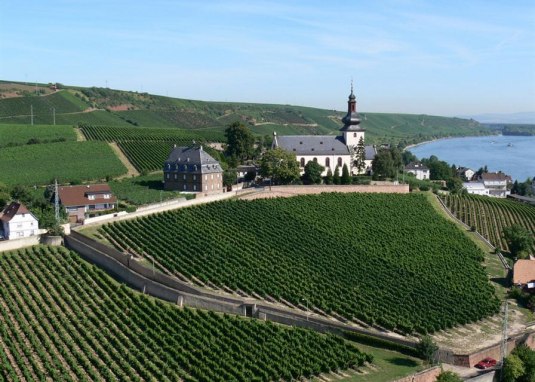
[[275, 135, 350, 155], [365, 145, 377, 161]]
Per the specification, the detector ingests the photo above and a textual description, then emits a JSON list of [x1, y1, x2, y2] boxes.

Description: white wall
[[3, 213, 39, 240], [296, 154, 355, 176]]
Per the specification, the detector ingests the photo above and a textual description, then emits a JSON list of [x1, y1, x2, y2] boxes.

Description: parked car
[[475, 357, 497, 369]]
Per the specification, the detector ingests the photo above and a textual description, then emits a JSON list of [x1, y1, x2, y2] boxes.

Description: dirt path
[[74, 128, 86, 141], [108, 142, 139, 178]]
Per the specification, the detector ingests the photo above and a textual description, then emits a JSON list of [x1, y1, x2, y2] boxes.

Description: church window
[[338, 157, 342, 167], [300, 158, 305, 167], [313, 157, 317, 162], [353, 133, 357, 137], [325, 158, 330, 168]]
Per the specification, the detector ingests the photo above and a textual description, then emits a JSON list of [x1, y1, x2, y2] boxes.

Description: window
[[325, 158, 330, 168], [211, 184, 214, 190], [183, 184, 187, 190], [205, 185, 208, 191], [166, 173, 170, 179], [300, 158, 305, 167], [183, 165, 187, 171], [211, 174, 213, 180], [353, 132, 357, 137], [88, 194, 95, 200], [194, 165, 198, 171], [174, 174, 177, 180], [205, 175, 208, 180], [217, 184, 220, 189], [313, 157, 317, 162], [183, 174, 186, 180], [103, 194, 110, 199], [193, 185, 197, 191], [338, 157, 342, 167], [193, 175, 196, 180]]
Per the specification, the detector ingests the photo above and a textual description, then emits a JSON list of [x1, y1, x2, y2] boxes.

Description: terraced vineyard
[[0, 246, 369, 381], [440, 194, 535, 253], [101, 193, 500, 334], [79, 124, 225, 172], [0, 124, 76, 148]]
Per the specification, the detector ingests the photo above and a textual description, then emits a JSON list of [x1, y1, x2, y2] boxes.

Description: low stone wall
[[240, 184, 409, 200], [393, 366, 441, 382], [0, 235, 40, 252], [83, 211, 128, 225], [41, 235, 63, 246]]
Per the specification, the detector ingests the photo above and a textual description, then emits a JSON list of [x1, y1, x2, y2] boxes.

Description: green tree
[[303, 161, 325, 185], [422, 156, 453, 181], [224, 121, 255, 162], [324, 168, 334, 185], [503, 354, 525, 382], [333, 166, 341, 185], [341, 164, 351, 184], [402, 150, 417, 166], [512, 344, 535, 382], [503, 225, 534, 259], [436, 371, 463, 382], [447, 177, 464, 194], [259, 148, 300, 185], [371, 148, 395, 179], [416, 335, 438, 364], [353, 136, 366, 174], [223, 169, 237, 189]]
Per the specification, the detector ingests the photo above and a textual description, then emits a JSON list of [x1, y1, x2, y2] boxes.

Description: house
[[58, 184, 117, 223], [480, 172, 512, 198], [272, 85, 376, 176], [163, 145, 223, 193], [457, 167, 475, 181], [405, 162, 430, 180], [0, 202, 39, 240], [463, 182, 490, 196], [237, 165, 257, 182], [513, 260, 535, 292]]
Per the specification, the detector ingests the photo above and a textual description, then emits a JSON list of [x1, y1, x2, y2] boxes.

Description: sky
[[1, 0, 534, 116]]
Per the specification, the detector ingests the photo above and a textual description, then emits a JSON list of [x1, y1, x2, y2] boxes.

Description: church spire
[[341, 82, 361, 130]]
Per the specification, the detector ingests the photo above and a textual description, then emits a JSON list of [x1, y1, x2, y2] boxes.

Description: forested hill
[[0, 80, 492, 146]]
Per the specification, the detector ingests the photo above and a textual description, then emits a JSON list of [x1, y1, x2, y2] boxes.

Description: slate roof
[[513, 260, 535, 285], [0, 202, 32, 223], [165, 145, 223, 174], [58, 184, 117, 207], [364, 145, 377, 161], [275, 135, 350, 155], [405, 162, 429, 171]]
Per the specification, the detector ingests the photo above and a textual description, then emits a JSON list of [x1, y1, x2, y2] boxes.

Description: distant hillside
[[0, 80, 492, 146]]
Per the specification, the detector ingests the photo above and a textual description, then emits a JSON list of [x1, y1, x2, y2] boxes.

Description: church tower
[[340, 83, 365, 147]]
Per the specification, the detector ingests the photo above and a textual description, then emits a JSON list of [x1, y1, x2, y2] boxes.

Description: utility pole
[[52, 107, 56, 125], [54, 179, 60, 222], [499, 300, 509, 381], [30, 105, 34, 125]]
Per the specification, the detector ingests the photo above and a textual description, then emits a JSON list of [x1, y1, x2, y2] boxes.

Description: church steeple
[[340, 82, 365, 147]]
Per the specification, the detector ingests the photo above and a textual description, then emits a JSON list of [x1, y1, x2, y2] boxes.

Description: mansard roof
[[165, 145, 223, 174], [275, 135, 350, 155]]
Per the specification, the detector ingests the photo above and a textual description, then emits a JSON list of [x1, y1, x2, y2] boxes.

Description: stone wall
[[240, 184, 409, 200], [0, 235, 40, 252], [393, 366, 441, 382]]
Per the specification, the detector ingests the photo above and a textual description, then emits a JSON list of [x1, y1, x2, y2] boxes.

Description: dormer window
[[88, 194, 95, 200], [292, 148, 296, 151], [320, 141, 323, 144], [311, 148, 314, 151], [299, 141, 303, 144]]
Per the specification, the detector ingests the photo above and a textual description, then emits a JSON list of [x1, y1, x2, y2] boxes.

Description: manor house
[[272, 86, 376, 176]]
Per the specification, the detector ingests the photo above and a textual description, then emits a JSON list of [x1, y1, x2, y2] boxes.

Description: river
[[409, 135, 535, 181]]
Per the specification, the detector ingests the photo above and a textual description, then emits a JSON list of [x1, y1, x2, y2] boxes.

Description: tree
[[416, 335, 438, 364], [303, 161, 325, 185], [503, 354, 525, 382], [353, 137, 366, 174], [223, 169, 237, 189], [436, 371, 463, 382], [503, 225, 534, 259], [422, 156, 453, 181], [333, 166, 341, 185], [324, 168, 334, 185], [402, 150, 417, 166], [224, 122, 255, 162], [446, 177, 464, 194], [341, 164, 351, 184], [371, 148, 395, 179], [511, 344, 535, 382], [259, 148, 300, 185]]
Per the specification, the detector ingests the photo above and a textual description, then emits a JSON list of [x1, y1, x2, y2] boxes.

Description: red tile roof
[[0, 202, 31, 222], [513, 260, 535, 285], [58, 184, 117, 207]]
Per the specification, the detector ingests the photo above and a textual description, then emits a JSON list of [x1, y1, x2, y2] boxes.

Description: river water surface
[[409, 135, 535, 181]]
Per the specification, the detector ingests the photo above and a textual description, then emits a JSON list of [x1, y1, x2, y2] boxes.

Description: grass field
[[109, 173, 193, 205], [0, 246, 371, 381], [0, 141, 127, 186], [0, 123, 77, 147]]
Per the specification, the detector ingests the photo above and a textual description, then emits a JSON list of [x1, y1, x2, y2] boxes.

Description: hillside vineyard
[[440, 194, 535, 253], [0, 246, 369, 381], [102, 193, 501, 334]]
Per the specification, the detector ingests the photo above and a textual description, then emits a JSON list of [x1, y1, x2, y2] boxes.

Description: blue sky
[[1, 0, 534, 116]]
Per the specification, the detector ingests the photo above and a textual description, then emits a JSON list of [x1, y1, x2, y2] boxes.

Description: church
[[272, 85, 376, 176]]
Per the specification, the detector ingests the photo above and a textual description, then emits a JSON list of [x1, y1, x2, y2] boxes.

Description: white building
[[481, 172, 511, 198], [0, 202, 39, 240], [457, 167, 475, 181], [463, 182, 490, 196], [272, 85, 376, 176], [405, 162, 430, 180]]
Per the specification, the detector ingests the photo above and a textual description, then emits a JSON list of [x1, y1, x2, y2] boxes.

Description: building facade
[[58, 184, 117, 223], [272, 86, 376, 176], [0, 202, 39, 240], [405, 162, 430, 180], [481, 172, 511, 198], [164, 145, 223, 193]]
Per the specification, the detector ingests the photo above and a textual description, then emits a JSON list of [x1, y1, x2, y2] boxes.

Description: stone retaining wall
[[393, 366, 441, 382]]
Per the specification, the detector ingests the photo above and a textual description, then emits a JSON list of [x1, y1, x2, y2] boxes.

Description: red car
[[475, 357, 497, 369]]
